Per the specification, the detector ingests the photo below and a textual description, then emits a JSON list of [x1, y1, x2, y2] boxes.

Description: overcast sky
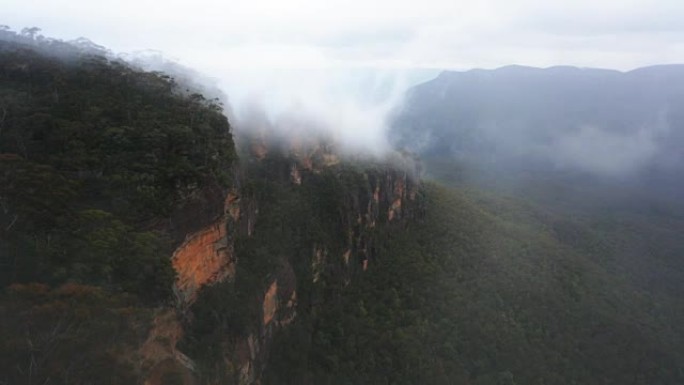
[[5, 0, 684, 155], [5, 0, 684, 71]]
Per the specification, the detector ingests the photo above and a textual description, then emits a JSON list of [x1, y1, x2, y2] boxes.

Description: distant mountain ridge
[[391, 64, 684, 177], [2, 31, 684, 385], [0, 34, 424, 385]]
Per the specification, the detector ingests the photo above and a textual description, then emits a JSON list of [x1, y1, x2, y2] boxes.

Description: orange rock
[[373, 185, 380, 202], [393, 177, 405, 197], [225, 190, 241, 221], [262, 281, 278, 325], [342, 249, 352, 265], [172, 222, 234, 302], [388, 198, 402, 221]]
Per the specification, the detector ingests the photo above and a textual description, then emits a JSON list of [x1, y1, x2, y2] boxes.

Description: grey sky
[[5, 0, 684, 155], [5, 0, 684, 71]]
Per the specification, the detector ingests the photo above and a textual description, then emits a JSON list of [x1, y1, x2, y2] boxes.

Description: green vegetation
[[0, 36, 236, 384], [0, 38, 236, 299], [180, 156, 389, 383], [264, 182, 684, 385], [2, 31, 683, 385], [0, 282, 150, 385]]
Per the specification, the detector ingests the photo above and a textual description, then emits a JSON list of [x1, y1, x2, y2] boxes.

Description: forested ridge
[[0, 35, 236, 383], [1, 33, 683, 385], [263, 182, 684, 384], [0, 36, 236, 296]]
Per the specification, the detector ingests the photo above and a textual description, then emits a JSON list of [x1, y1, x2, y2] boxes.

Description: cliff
[[5, 34, 684, 385], [0, 38, 242, 385], [143, 132, 423, 384], [0, 37, 424, 384]]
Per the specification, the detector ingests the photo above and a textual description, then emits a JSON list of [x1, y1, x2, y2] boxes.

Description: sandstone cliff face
[[141, 184, 256, 385], [172, 190, 242, 303], [142, 133, 422, 385]]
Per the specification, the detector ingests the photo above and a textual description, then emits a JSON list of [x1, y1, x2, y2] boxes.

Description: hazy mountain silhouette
[[392, 65, 684, 179]]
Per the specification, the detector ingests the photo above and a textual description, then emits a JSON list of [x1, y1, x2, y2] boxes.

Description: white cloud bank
[[5, 0, 683, 71], [4, 0, 684, 155]]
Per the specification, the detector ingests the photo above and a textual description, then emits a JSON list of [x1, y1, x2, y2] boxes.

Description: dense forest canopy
[[0, 32, 236, 299], [262, 181, 684, 384], [1, 30, 683, 385]]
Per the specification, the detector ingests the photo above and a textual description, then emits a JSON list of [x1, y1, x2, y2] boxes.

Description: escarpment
[[171, 190, 242, 303], [143, 131, 423, 385], [6, 36, 684, 385], [0, 36, 424, 385]]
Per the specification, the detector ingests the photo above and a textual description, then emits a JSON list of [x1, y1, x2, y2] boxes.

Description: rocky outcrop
[[172, 190, 242, 303], [142, 185, 257, 385], [262, 281, 278, 326], [172, 222, 233, 303], [142, 132, 422, 385], [220, 137, 421, 384]]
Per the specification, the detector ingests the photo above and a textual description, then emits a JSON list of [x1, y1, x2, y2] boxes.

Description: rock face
[[172, 190, 242, 303], [141, 183, 257, 385], [142, 133, 422, 385], [262, 281, 278, 326], [172, 222, 232, 303]]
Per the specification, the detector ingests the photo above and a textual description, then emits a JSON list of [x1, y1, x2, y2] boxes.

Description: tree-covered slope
[[264, 182, 684, 385], [0, 36, 237, 384], [341, 63, 684, 384], [2, 33, 683, 385], [0, 34, 424, 385], [0, 38, 236, 298]]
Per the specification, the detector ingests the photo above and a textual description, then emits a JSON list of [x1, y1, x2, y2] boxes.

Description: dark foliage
[[0, 283, 151, 385], [0, 36, 236, 301], [264, 183, 684, 385]]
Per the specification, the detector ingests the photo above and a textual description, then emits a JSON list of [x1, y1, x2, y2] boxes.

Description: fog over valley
[[5, 0, 684, 158], [392, 65, 684, 176], [3, 2, 684, 385]]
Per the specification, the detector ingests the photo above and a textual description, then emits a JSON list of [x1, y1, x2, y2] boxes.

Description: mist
[[5, 0, 684, 162], [3, 24, 682, 188], [391, 65, 684, 182], [4, 4, 684, 385], [127, 46, 439, 157], [219, 68, 426, 156], [549, 124, 663, 176]]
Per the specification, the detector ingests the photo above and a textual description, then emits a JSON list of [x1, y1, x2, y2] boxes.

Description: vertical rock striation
[[142, 132, 422, 385]]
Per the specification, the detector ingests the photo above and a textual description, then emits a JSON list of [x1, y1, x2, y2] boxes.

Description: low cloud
[[5, 0, 684, 158], [223, 68, 422, 156], [548, 125, 661, 176]]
